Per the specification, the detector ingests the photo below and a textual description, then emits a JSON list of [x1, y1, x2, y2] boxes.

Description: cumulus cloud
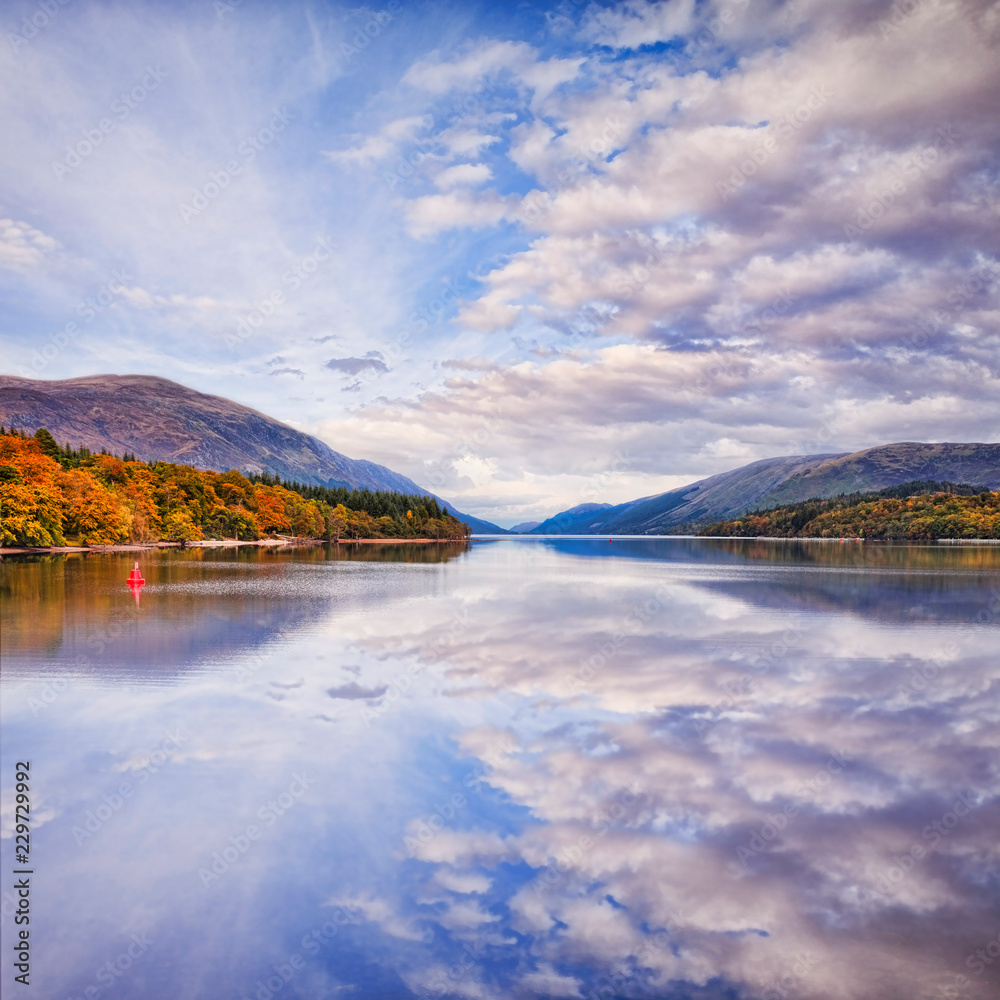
[[307, 0, 1000, 520], [433, 162, 492, 190], [579, 0, 699, 49], [335, 543, 1000, 999], [404, 189, 515, 239], [323, 115, 432, 166], [0, 218, 58, 272], [403, 40, 582, 107], [3, 0, 997, 523], [318, 336, 1000, 521]]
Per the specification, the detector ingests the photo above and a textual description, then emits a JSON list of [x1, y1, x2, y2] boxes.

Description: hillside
[[752, 443, 1000, 508], [531, 444, 1000, 535], [0, 427, 470, 546], [0, 374, 503, 534], [698, 481, 1000, 539]]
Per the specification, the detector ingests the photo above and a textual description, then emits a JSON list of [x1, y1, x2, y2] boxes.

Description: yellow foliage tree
[[57, 468, 132, 544]]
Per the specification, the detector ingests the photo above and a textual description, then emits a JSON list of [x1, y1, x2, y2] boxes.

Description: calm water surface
[[1, 538, 998, 1000]]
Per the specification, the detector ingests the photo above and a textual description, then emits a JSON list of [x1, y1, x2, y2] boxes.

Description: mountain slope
[[752, 443, 1000, 508], [508, 521, 542, 533], [531, 444, 1000, 535], [0, 374, 504, 534]]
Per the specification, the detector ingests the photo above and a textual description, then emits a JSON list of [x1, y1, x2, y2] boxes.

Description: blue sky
[[1, 0, 998, 526]]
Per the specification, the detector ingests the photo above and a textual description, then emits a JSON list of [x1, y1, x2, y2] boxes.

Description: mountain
[[531, 443, 1000, 535], [697, 480, 998, 539], [0, 374, 504, 534], [508, 521, 542, 533]]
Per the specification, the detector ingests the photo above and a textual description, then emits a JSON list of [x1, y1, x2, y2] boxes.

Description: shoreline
[[0, 537, 470, 555]]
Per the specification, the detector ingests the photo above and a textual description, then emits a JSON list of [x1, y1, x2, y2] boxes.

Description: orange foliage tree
[[0, 427, 470, 547]]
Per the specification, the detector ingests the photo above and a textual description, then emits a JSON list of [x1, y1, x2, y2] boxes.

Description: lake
[[1, 538, 998, 1000]]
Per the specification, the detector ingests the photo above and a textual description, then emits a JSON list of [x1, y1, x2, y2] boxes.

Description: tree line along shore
[[697, 480, 1000, 539], [0, 427, 470, 547]]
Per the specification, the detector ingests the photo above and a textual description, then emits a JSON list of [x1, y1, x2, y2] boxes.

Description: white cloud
[[579, 0, 699, 49], [3, 0, 997, 522], [431, 869, 492, 894], [338, 561, 1000, 998], [516, 967, 582, 997], [323, 114, 432, 166], [0, 218, 58, 272], [433, 162, 492, 189], [403, 40, 535, 93], [404, 190, 515, 240]]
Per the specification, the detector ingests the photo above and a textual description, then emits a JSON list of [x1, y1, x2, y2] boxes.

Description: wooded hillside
[[697, 481, 1000, 539], [0, 427, 470, 547]]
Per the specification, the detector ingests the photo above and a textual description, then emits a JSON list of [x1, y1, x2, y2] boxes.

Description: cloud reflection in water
[[0, 540, 997, 999]]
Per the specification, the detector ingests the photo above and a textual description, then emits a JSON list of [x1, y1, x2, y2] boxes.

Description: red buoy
[[126, 561, 145, 606]]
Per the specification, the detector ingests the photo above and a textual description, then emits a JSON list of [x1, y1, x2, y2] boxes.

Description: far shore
[[0, 537, 470, 555]]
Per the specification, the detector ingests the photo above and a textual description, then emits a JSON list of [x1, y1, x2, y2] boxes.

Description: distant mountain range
[[5, 375, 997, 538], [0, 374, 504, 534], [531, 443, 1000, 535]]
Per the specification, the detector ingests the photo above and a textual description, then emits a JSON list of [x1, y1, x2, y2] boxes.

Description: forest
[[697, 480, 1000, 539], [0, 427, 470, 547]]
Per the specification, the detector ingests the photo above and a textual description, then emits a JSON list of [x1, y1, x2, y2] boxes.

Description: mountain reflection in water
[[1, 538, 997, 1000]]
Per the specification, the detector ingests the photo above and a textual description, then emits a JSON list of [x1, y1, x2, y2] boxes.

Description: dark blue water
[[2, 539, 998, 1000]]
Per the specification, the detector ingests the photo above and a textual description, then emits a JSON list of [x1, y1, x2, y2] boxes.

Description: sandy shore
[[0, 537, 469, 555]]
